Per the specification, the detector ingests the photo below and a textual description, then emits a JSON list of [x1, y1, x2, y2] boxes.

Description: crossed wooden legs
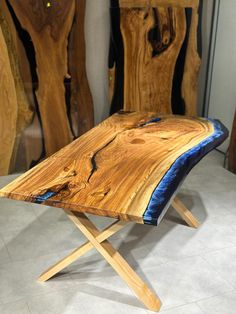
[[38, 197, 199, 312], [39, 210, 162, 311]]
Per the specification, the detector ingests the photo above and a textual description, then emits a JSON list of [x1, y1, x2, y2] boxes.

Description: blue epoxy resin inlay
[[144, 117, 161, 125], [34, 190, 57, 204], [143, 118, 229, 226]]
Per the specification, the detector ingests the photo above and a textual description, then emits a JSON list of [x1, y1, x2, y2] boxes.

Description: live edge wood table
[[0, 112, 228, 311]]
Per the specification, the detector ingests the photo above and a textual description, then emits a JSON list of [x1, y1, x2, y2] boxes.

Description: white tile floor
[[0, 150, 235, 314]]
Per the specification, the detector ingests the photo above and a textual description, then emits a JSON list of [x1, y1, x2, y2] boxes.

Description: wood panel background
[[0, 0, 94, 175], [0, 0, 203, 175], [109, 0, 202, 116]]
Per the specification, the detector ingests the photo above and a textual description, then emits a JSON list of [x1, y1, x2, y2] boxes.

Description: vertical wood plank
[[0, 24, 17, 174], [119, 6, 187, 113], [110, 0, 201, 116], [8, 0, 75, 156], [181, 2, 201, 116], [0, 7, 33, 171], [69, 0, 94, 137]]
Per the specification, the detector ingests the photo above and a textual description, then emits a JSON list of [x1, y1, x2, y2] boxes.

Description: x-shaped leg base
[[38, 197, 199, 312]]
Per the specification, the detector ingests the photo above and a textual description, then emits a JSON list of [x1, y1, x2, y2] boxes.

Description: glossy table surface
[[0, 111, 228, 225]]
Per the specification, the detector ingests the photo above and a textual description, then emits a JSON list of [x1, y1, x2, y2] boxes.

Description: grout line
[[26, 301, 32, 314], [0, 233, 13, 263], [196, 289, 236, 310], [201, 255, 236, 290], [200, 244, 236, 257], [142, 243, 236, 271], [160, 301, 203, 313]]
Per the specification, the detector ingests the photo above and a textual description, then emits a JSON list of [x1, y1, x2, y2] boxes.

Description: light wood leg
[[65, 210, 161, 312], [172, 197, 200, 228], [38, 219, 127, 282]]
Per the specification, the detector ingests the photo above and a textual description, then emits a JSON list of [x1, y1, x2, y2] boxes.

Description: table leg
[[172, 197, 200, 228], [38, 219, 127, 282], [65, 210, 161, 312]]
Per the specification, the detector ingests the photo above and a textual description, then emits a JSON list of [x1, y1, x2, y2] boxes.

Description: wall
[[198, 0, 214, 115], [85, 0, 110, 125], [208, 0, 236, 152]]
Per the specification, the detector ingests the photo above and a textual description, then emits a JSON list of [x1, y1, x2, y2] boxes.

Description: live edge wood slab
[[0, 111, 227, 225], [0, 111, 228, 311]]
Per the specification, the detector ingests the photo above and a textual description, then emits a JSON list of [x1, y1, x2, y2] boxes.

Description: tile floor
[[0, 150, 235, 314]]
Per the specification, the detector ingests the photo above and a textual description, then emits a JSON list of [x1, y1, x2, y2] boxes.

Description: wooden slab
[[0, 24, 17, 175], [181, 2, 201, 116], [0, 112, 226, 225], [8, 0, 74, 156], [120, 6, 186, 113], [109, 0, 201, 115], [0, 7, 33, 172], [68, 0, 94, 136]]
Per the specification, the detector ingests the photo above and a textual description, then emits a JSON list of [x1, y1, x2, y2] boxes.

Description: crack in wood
[[87, 136, 117, 183]]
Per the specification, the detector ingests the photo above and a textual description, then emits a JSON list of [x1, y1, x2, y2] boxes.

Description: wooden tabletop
[[0, 112, 228, 225]]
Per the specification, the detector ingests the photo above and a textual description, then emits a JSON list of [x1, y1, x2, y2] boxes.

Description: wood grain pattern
[[121, 7, 186, 113], [0, 8, 33, 171], [69, 0, 94, 136], [0, 0, 41, 171], [8, 0, 74, 156], [0, 112, 214, 223], [0, 24, 17, 174], [0, 0, 33, 98], [228, 110, 236, 174], [110, 0, 201, 116]]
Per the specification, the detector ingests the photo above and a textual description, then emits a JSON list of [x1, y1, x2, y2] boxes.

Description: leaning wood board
[[110, 0, 201, 115], [69, 0, 94, 136], [8, 0, 74, 156], [0, 112, 227, 225], [0, 24, 17, 175]]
